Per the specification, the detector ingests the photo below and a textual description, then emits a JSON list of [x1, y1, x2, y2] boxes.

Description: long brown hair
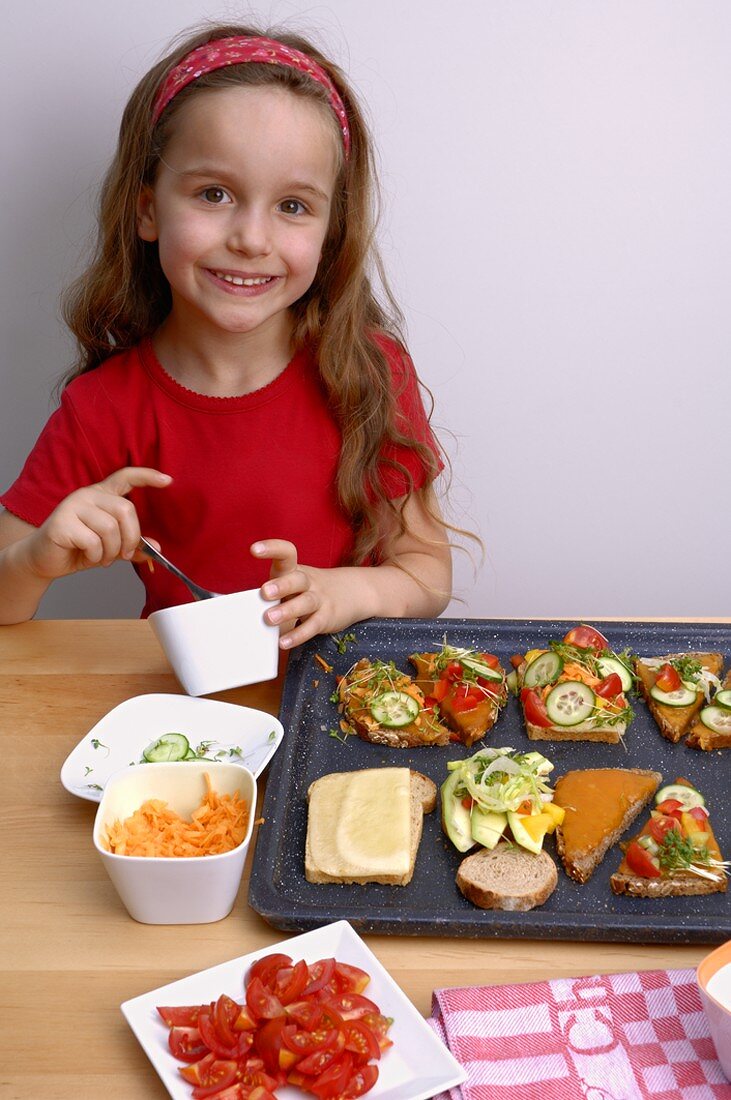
[[61, 22, 446, 566]]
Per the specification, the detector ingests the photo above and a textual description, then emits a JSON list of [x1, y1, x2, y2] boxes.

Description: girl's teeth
[[216, 272, 272, 286]]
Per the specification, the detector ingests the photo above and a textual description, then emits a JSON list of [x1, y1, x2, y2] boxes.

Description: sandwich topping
[[621, 781, 729, 883]]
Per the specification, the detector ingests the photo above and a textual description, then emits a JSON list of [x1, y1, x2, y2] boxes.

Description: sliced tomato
[[339, 1063, 379, 1098], [247, 1088, 278, 1100], [248, 953, 293, 989], [179, 1052, 217, 1086], [283, 1026, 338, 1056], [333, 962, 370, 996], [625, 840, 661, 878], [509, 654, 524, 669], [360, 1012, 393, 1051], [284, 999, 325, 1031], [520, 687, 553, 728], [296, 1030, 346, 1076], [594, 673, 622, 699], [449, 684, 482, 712], [655, 798, 684, 820], [158, 1004, 204, 1028], [563, 625, 609, 652], [343, 1020, 381, 1063], [169, 1025, 208, 1063], [233, 1005, 258, 1032], [311, 1053, 355, 1099], [688, 805, 709, 823], [274, 959, 309, 1005], [432, 677, 450, 702], [190, 1059, 238, 1099], [648, 813, 681, 844], [325, 994, 380, 1022], [246, 977, 285, 1021], [479, 652, 501, 669], [303, 959, 336, 996], [253, 1016, 289, 1075], [655, 662, 681, 692], [445, 662, 463, 681], [214, 994, 241, 1047], [198, 1011, 245, 1059]]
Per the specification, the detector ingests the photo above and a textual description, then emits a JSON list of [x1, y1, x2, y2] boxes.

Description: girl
[[0, 23, 452, 649]]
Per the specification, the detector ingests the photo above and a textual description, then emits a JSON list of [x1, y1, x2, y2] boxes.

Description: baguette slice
[[305, 768, 436, 886], [635, 652, 724, 743], [552, 768, 662, 883], [686, 670, 731, 750], [456, 842, 558, 911]]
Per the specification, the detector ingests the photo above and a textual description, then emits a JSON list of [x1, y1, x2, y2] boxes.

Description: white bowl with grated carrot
[[93, 761, 255, 924]]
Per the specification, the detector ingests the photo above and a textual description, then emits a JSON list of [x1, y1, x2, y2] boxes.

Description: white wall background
[[1, 1, 729, 620]]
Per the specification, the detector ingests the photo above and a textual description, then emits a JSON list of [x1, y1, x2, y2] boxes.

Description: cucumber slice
[[714, 689, 731, 709], [597, 656, 633, 693], [545, 681, 595, 726], [143, 732, 190, 762], [523, 651, 563, 689], [460, 656, 503, 682], [370, 690, 420, 728], [650, 683, 698, 707], [655, 783, 706, 810], [506, 670, 519, 696], [700, 706, 731, 735]]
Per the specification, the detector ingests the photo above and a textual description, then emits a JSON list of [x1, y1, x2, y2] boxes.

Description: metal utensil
[[137, 536, 221, 601]]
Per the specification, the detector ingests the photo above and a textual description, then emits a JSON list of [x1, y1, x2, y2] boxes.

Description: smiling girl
[[0, 25, 453, 646]]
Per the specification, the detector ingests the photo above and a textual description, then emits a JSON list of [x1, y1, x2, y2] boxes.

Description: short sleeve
[[0, 387, 109, 526], [376, 337, 444, 499]]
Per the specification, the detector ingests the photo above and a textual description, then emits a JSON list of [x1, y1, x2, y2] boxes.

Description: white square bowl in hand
[[148, 589, 279, 696], [93, 760, 256, 925]]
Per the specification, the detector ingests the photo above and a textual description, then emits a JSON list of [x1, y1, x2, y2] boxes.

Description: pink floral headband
[[151, 35, 351, 158]]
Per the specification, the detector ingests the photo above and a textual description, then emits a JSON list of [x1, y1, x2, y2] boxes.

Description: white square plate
[[60, 693, 283, 802], [121, 920, 466, 1100]]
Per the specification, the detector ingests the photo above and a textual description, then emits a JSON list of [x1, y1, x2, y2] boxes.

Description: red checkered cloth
[[428, 968, 731, 1100]]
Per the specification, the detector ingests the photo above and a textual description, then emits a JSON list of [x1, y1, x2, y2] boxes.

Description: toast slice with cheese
[[635, 653, 724, 743], [305, 767, 436, 886], [552, 768, 662, 883]]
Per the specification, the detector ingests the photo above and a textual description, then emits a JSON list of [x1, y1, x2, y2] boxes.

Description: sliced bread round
[[456, 842, 558, 911]]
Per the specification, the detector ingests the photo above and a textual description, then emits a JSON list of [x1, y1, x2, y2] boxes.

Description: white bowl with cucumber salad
[[60, 693, 283, 802]]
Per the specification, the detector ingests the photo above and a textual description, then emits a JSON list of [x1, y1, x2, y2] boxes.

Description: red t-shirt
[[1, 337, 440, 616]]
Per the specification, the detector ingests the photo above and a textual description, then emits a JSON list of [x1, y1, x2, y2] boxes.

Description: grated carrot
[[103, 773, 249, 858]]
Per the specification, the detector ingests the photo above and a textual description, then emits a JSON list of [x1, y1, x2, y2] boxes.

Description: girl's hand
[[251, 539, 353, 650], [24, 467, 172, 580]]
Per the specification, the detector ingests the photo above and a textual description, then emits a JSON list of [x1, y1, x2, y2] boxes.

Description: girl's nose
[[226, 208, 273, 257]]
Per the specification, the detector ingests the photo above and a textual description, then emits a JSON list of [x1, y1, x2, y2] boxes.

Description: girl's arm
[[252, 485, 452, 649], [0, 468, 171, 625]]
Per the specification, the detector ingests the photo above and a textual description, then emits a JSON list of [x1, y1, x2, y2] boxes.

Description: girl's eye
[[278, 199, 307, 216], [200, 187, 231, 205]]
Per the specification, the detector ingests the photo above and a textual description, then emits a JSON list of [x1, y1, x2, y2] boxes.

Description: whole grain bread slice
[[686, 670, 731, 750], [524, 719, 625, 745], [635, 652, 724, 743], [610, 867, 727, 897], [552, 768, 662, 883], [305, 768, 436, 887], [456, 842, 558, 911]]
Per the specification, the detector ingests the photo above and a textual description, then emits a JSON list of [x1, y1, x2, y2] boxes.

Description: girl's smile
[[136, 85, 339, 373]]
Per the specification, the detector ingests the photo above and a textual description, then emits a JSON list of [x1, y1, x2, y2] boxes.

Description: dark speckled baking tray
[[248, 618, 731, 943]]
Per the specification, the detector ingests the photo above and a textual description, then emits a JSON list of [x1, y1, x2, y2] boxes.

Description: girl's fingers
[[74, 505, 123, 566], [99, 467, 172, 496], [61, 517, 105, 565], [262, 567, 310, 603], [251, 539, 298, 579]]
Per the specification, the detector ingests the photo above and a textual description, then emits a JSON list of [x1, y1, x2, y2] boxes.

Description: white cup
[[149, 588, 279, 696], [697, 939, 731, 1081]]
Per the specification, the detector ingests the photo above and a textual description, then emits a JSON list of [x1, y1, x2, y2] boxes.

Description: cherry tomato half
[[655, 662, 682, 692], [625, 841, 661, 878], [594, 673, 623, 700], [563, 625, 609, 652], [648, 814, 681, 845], [520, 687, 553, 728], [168, 1026, 208, 1063]]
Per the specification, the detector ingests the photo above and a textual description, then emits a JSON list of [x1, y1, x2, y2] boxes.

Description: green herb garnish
[[331, 631, 357, 654]]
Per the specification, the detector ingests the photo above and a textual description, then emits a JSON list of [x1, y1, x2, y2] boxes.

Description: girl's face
[[137, 85, 339, 344]]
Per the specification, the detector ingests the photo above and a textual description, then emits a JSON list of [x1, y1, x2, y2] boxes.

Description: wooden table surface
[[0, 618, 721, 1099]]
